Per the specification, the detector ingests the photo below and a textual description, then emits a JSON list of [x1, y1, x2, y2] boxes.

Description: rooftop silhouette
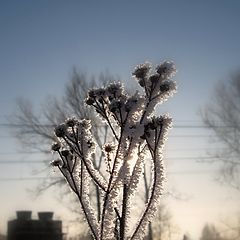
[[7, 211, 63, 240]]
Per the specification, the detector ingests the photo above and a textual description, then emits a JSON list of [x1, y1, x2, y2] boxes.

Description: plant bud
[[55, 124, 67, 138], [61, 150, 70, 157], [85, 97, 94, 105], [51, 142, 61, 151]]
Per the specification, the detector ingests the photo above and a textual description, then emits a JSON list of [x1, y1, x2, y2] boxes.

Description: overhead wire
[[0, 169, 218, 181], [0, 121, 235, 180], [0, 156, 236, 165], [0, 122, 236, 128]]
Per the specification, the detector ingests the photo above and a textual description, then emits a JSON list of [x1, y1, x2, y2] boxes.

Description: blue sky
[[1, 0, 240, 120], [0, 0, 240, 238]]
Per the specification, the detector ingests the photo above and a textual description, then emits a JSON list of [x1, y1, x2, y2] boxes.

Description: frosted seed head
[[95, 88, 106, 97], [109, 100, 121, 112], [87, 140, 94, 148], [156, 61, 176, 78], [132, 62, 151, 79], [65, 117, 78, 127], [50, 159, 62, 167], [159, 82, 170, 92], [155, 116, 163, 126], [149, 74, 160, 84], [55, 123, 67, 138], [80, 119, 91, 129], [51, 142, 61, 151], [107, 85, 117, 94], [88, 89, 96, 98], [61, 149, 70, 157], [85, 97, 94, 105], [104, 143, 115, 153], [106, 83, 124, 99]]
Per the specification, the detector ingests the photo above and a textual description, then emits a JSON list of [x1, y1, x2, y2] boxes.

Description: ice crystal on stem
[[51, 60, 177, 240]]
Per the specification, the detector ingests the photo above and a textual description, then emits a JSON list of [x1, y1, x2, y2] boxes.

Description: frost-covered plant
[[51, 60, 177, 240]]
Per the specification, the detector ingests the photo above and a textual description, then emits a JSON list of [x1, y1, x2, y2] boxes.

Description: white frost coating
[[131, 150, 165, 240], [61, 167, 76, 192], [71, 155, 81, 193], [102, 181, 122, 239], [156, 61, 177, 79], [77, 121, 108, 191], [82, 152, 108, 190], [130, 116, 172, 240], [128, 149, 147, 197], [131, 149, 165, 240], [124, 149, 147, 236], [51, 60, 177, 240], [81, 166, 100, 238]]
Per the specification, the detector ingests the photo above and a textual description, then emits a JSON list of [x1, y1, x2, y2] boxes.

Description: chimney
[[8, 211, 63, 240], [38, 211, 54, 221], [16, 211, 32, 220]]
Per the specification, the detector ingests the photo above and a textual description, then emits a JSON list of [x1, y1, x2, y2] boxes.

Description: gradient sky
[[0, 1, 240, 239]]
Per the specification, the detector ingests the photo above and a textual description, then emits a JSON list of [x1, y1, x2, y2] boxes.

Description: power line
[[169, 135, 213, 138], [0, 123, 54, 127], [0, 122, 236, 128], [0, 169, 217, 181], [0, 147, 228, 155], [0, 177, 59, 181], [0, 151, 41, 155], [0, 156, 236, 165], [168, 170, 215, 175], [166, 148, 228, 152], [0, 134, 215, 139], [0, 160, 47, 164]]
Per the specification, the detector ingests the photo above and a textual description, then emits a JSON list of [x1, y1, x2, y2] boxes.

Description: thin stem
[[115, 207, 121, 221], [80, 159, 83, 197], [63, 136, 107, 191], [100, 191, 109, 240], [105, 113, 119, 141], [143, 164, 149, 201], [143, 163, 153, 240], [97, 125, 108, 169], [120, 183, 128, 240], [130, 126, 163, 240], [58, 166, 99, 240], [140, 90, 154, 124], [100, 129, 124, 239], [110, 136, 133, 192], [94, 100, 119, 141], [142, 77, 149, 98], [95, 186, 101, 221]]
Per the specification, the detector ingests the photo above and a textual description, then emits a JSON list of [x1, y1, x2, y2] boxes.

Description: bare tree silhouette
[[11, 70, 114, 228], [201, 72, 240, 190]]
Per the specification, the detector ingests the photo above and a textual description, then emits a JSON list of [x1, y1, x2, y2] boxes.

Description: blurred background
[[0, 1, 240, 239]]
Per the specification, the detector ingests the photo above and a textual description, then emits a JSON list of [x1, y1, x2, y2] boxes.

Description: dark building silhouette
[[7, 211, 63, 240]]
